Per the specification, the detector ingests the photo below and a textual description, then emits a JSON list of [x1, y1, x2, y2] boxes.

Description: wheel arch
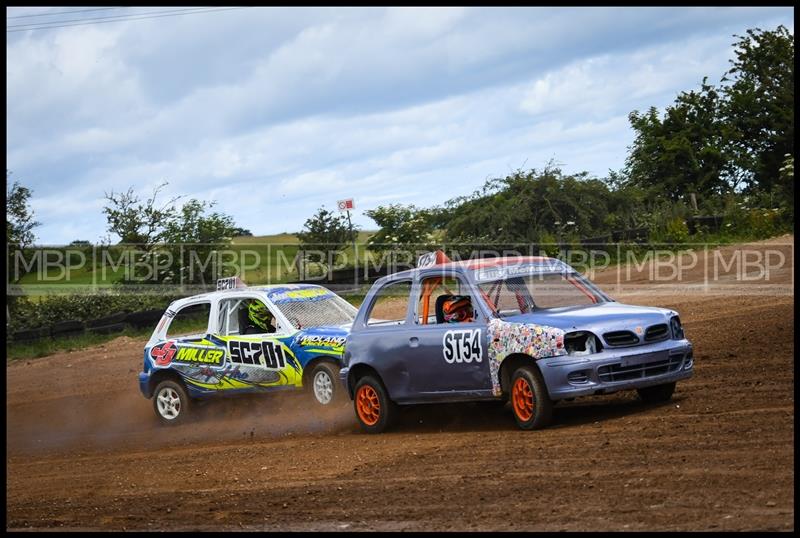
[[301, 355, 342, 388], [497, 353, 546, 398], [148, 368, 188, 398], [346, 363, 385, 399]]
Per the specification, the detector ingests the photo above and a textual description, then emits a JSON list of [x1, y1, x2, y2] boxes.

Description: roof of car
[[173, 283, 329, 304], [385, 255, 567, 280]]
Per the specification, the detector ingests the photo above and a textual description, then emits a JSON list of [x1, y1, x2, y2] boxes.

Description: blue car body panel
[[341, 258, 693, 405]]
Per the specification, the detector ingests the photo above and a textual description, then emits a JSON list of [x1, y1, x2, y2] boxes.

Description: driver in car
[[243, 300, 277, 334], [442, 295, 474, 323]]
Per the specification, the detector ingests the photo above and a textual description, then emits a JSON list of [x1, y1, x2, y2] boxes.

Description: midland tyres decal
[[443, 329, 483, 364]]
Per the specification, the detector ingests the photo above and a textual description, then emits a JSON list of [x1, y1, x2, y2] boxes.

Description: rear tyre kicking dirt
[[308, 362, 343, 406], [510, 365, 553, 430], [153, 380, 191, 426], [637, 381, 676, 404], [353, 375, 397, 434]]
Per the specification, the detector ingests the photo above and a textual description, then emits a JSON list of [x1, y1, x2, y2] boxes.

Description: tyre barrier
[[124, 309, 164, 328], [10, 308, 168, 343], [88, 322, 128, 335], [50, 320, 85, 337], [11, 327, 51, 342], [86, 312, 128, 328]]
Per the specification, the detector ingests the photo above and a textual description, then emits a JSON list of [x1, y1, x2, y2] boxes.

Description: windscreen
[[478, 271, 610, 317], [267, 287, 358, 329]]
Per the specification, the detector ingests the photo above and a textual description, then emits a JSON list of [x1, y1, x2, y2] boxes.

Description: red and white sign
[[337, 198, 355, 212]]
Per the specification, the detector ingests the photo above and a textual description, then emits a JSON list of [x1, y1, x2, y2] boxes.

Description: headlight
[[670, 316, 685, 339], [564, 331, 601, 356]]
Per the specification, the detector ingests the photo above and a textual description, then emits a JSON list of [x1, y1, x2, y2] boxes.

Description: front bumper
[[539, 340, 693, 400]]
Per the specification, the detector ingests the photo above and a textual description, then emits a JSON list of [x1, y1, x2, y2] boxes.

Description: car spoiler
[[216, 276, 247, 290]]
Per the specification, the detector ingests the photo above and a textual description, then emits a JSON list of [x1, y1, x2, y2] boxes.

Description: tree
[[6, 172, 41, 288], [161, 200, 237, 285], [364, 204, 434, 252], [296, 206, 358, 273], [721, 25, 794, 196], [624, 79, 731, 202], [102, 182, 241, 285], [230, 227, 253, 237], [443, 164, 619, 243], [6, 172, 40, 248], [102, 182, 180, 248]]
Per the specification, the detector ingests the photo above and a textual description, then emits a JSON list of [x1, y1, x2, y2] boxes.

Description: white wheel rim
[[156, 387, 181, 420], [313, 370, 334, 404]]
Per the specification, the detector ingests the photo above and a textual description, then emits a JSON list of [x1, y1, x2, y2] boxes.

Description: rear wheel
[[637, 381, 676, 403], [353, 376, 397, 434], [510, 365, 553, 430], [153, 380, 191, 425], [308, 362, 342, 406]]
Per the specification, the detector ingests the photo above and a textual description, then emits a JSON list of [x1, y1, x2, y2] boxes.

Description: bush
[[6, 292, 181, 334], [662, 217, 691, 244]]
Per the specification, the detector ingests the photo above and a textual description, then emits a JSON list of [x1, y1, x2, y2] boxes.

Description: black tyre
[[510, 365, 553, 430], [12, 327, 50, 342], [308, 362, 343, 406], [88, 322, 128, 335], [50, 320, 85, 336], [637, 381, 676, 404], [86, 312, 128, 328], [124, 309, 164, 329], [152, 379, 191, 425], [353, 375, 397, 434]]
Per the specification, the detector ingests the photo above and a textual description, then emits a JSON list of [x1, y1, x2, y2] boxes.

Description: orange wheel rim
[[512, 378, 535, 421], [356, 385, 381, 426]]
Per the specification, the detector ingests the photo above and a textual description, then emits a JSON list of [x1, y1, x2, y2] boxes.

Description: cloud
[[6, 7, 794, 243]]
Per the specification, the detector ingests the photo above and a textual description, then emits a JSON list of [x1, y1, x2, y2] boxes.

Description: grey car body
[[341, 254, 693, 408]]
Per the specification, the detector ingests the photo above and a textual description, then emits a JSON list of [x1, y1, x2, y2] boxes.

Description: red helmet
[[442, 296, 473, 323]]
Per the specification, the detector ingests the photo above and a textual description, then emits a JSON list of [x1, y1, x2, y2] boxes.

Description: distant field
[[13, 231, 379, 293]]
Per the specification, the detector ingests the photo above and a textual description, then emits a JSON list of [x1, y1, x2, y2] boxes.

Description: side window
[[417, 275, 477, 325], [217, 299, 243, 336], [166, 302, 211, 339], [365, 280, 412, 327], [225, 298, 278, 335]]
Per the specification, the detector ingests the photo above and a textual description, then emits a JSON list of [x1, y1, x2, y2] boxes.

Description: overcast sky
[[6, 6, 794, 244]]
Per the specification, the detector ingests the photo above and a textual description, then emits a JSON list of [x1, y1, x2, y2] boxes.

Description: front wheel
[[153, 379, 191, 425], [308, 362, 343, 406], [353, 376, 397, 434], [637, 381, 676, 403], [510, 365, 553, 430]]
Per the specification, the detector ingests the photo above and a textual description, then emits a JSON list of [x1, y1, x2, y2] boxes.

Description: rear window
[[166, 302, 210, 339]]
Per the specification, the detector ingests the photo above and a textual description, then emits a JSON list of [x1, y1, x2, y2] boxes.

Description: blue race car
[[139, 278, 357, 424], [341, 251, 693, 432]]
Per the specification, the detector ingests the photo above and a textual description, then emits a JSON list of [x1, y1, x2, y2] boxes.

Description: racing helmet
[[442, 295, 473, 323], [248, 300, 273, 331]]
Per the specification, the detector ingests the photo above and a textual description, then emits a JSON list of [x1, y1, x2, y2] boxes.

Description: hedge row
[[6, 292, 183, 336], [10, 309, 166, 342]]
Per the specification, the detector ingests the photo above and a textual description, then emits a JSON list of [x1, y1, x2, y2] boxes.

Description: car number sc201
[[442, 329, 483, 364]]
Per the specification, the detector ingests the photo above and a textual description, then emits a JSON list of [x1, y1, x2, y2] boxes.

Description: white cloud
[[6, 6, 794, 243]]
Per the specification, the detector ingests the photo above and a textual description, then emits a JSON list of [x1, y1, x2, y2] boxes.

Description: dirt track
[[6, 237, 794, 531]]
